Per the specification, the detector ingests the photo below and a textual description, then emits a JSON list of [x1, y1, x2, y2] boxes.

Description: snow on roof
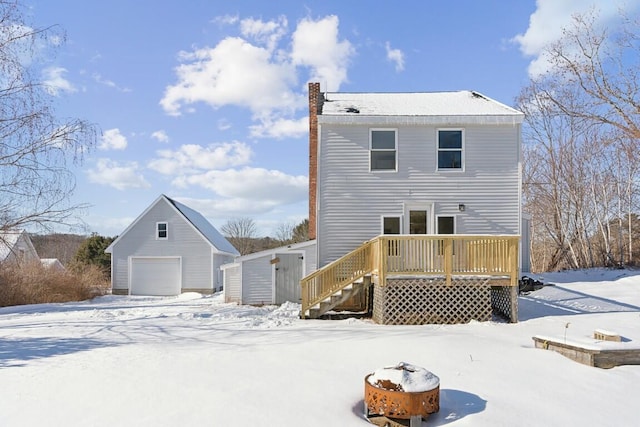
[[320, 90, 523, 119], [167, 197, 240, 256]]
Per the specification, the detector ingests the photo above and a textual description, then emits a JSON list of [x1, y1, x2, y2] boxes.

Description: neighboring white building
[[105, 195, 239, 296], [221, 240, 316, 305], [0, 230, 40, 265]]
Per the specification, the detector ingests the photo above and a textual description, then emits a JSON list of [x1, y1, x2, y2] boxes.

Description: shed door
[[130, 257, 181, 296], [275, 253, 303, 304]]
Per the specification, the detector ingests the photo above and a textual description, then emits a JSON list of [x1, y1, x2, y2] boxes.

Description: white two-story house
[[302, 83, 525, 324]]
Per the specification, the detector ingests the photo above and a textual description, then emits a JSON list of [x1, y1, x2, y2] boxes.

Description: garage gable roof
[[166, 196, 239, 256], [105, 194, 239, 256]]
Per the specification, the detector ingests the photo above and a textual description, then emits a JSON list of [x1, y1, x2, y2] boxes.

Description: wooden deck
[[300, 235, 519, 319]]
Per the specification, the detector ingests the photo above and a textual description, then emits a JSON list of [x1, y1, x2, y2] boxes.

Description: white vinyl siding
[[242, 257, 273, 305], [316, 123, 520, 267], [223, 264, 241, 303]]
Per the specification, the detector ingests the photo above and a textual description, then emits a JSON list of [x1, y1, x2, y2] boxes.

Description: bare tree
[[539, 10, 640, 140], [519, 8, 640, 271], [220, 217, 257, 255], [1, 0, 97, 233], [274, 221, 295, 244]]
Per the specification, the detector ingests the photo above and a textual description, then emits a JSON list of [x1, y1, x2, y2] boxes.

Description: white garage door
[[130, 257, 181, 296]]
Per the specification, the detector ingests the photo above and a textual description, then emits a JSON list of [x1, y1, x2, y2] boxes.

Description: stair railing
[[300, 240, 374, 318]]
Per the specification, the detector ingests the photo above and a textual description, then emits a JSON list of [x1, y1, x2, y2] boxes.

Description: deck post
[[509, 238, 518, 286], [444, 237, 453, 286]]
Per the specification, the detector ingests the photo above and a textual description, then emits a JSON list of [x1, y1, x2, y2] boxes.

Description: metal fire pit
[[364, 363, 439, 424]]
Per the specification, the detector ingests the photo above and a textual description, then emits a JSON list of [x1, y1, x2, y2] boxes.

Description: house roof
[[222, 239, 316, 265], [166, 197, 239, 256], [319, 90, 524, 125], [0, 231, 21, 261], [0, 230, 36, 262], [105, 195, 239, 256]]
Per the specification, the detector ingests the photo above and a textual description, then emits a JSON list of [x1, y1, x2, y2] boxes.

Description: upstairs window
[[156, 222, 168, 240], [437, 129, 463, 170], [370, 129, 397, 171]]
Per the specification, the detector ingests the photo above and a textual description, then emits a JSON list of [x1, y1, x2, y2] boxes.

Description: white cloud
[[160, 36, 298, 117], [240, 16, 288, 52], [92, 73, 131, 92], [385, 42, 405, 72], [290, 16, 354, 91], [42, 66, 76, 96], [172, 167, 308, 214], [86, 158, 150, 190], [148, 141, 253, 175], [512, 0, 640, 77], [99, 128, 128, 150], [160, 15, 354, 139], [249, 116, 308, 139], [151, 130, 170, 143], [217, 118, 232, 131]]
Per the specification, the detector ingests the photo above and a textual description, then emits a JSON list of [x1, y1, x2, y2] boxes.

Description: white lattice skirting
[[372, 278, 517, 325]]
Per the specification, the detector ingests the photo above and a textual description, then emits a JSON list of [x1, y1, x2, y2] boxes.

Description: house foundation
[[372, 277, 518, 325]]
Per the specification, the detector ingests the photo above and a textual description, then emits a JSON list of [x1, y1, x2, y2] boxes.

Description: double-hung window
[[156, 222, 168, 240], [437, 129, 463, 170], [370, 129, 397, 171]]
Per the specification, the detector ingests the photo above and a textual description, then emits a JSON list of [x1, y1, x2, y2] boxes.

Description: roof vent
[[345, 107, 360, 113], [471, 91, 488, 100]]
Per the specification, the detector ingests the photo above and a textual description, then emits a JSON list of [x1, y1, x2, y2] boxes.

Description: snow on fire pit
[[364, 362, 440, 423]]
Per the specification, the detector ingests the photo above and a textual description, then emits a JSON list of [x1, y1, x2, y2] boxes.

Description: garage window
[[156, 222, 168, 240]]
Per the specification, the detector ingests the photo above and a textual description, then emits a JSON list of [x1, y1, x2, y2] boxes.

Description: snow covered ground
[[1, 268, 639, 426]]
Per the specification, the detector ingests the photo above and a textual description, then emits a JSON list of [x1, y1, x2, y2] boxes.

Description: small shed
[[105, 194, 239, 296], [221, 240, 316, 305]]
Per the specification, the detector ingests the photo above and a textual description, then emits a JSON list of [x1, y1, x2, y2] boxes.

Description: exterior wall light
[[458, 204, 466, 212]]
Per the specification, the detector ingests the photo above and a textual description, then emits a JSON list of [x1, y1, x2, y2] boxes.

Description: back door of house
[[404, 207, 433, 271], [275, 253, 303, 304]]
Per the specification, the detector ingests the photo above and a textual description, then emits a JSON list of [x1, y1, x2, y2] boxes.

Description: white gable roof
[[166, 197, 239, 256], [319, 90, 523, 125], [0, 231, 21, 261], [0, 230, 38, 262], [105, 195, 239, 256]]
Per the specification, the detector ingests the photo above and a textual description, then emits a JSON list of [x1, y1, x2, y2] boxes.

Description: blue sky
[[23, 0, 639, 237]]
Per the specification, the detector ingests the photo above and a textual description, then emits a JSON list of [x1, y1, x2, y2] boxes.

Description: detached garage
[[106, 194, 239, 296], [221, 240, 316, 305], [129, 256, 182, 296]]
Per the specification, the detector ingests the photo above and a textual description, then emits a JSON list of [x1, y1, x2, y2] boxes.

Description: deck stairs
[[306, 277, 370, 319]]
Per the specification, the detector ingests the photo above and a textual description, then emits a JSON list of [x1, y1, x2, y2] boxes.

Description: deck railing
[[300, 235, 519, 318]]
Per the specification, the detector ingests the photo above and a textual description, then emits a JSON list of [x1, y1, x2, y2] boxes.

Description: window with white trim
[[370, 129, 397, 171], [156, 222, 168, 240], [437, 129, 463, 170], [382, 216, 401, 235], [437, 216, 455, 255], [437, 216, 455, 234], [382, 216, 401, 256]]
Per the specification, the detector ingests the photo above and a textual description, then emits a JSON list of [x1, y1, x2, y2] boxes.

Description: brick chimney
[[308, 82, 322, 240]]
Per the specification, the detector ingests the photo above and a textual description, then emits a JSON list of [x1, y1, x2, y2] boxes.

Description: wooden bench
[[593, 329, 621, 342]]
